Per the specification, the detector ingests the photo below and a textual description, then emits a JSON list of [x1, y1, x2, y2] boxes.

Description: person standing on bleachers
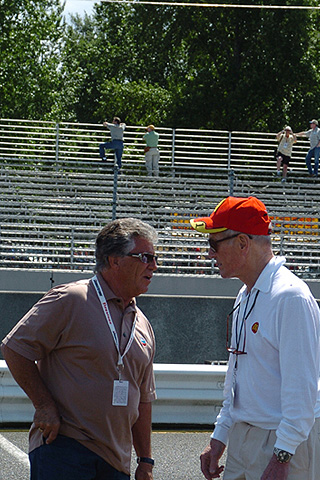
[[99, 116, 126, 171], [295, 119, 320, 177], [143, 125, 160, 176], [275, 126, 296, 183]]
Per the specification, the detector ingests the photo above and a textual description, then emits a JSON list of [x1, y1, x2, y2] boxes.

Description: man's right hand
[[200, 439, 226, 479], [34, 402, 61, 444], [1, 346, 61, 445]]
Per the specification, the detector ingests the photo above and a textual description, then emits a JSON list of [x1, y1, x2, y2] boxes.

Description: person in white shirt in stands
[[275, 126, 296, 183], [190, 196, 320, 480]]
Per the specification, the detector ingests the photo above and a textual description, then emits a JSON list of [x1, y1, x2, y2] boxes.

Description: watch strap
[[137, 457, 155, 466]]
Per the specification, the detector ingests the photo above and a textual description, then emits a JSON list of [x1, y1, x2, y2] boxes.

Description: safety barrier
[[0, 118, 311, 173], [0, 361, 226, 425]]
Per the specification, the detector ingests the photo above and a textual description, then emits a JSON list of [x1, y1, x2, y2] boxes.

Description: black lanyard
[[227, 290, 260, 360]]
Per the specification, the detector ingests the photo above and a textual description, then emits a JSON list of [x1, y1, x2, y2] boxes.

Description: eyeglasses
[[208, 233, 240, 253], [226, 304, 247, 355], [127, 252, 157, 264], [209, 233, 253, 253]]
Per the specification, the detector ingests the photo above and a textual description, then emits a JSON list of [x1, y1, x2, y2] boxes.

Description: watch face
[[275, 449, 292, 463]]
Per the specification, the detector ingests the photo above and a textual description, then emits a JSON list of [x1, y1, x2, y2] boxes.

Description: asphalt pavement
[[0, 428, 228, 480]]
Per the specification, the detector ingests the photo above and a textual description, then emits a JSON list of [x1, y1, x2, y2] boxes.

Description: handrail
[[0, 118, 310, 172]]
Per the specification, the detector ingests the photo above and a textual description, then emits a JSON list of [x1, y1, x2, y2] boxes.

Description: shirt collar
[[251, 256, 286, 294], [94, 272, 137, 312]]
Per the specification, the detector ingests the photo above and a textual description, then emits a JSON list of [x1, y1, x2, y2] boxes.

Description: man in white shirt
[[190, 196, 320, 480], [296, 119, 320, 177]]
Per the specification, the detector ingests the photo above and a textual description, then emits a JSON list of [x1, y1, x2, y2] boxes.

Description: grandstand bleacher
[[1, 119, 320, 278]]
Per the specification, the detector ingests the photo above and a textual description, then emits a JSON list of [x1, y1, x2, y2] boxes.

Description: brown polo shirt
[[2, 273, 156, 474]]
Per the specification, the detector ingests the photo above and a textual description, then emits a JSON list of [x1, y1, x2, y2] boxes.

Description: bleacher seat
[[1, 159, 320, 277]]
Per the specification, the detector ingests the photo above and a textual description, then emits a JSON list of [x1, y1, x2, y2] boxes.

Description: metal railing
[[0, 118, 311, 173], [1, 220, 320, 278]]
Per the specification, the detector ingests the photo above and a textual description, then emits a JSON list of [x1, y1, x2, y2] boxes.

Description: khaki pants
[[145, 148, 160, 176], [224, 418, 320, 480]]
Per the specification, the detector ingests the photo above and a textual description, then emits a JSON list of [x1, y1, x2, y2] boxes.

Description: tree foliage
[[0, 0, 65, 119], [1, 0, 320, 131]]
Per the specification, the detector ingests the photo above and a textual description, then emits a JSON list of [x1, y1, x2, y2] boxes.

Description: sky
[[63, 0, 97, 18]]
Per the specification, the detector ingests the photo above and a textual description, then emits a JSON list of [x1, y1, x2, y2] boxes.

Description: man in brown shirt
[[1, 218, 158, 480]]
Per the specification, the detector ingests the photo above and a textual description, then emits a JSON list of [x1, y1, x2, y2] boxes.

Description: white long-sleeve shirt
[[212, 256, 320, 454]]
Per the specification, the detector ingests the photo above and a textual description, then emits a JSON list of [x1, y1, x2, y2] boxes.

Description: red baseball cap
[[190, 196, 271, 235]]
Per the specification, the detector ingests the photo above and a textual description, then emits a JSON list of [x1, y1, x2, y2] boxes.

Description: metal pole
[[227, 131, 232, 170], [50, 271, 55, 288], [171, 128, 176, 177], [70, 228, 75, 267], [228, 169, 234, 196], [55, 123, 59, 172], [112, 153, 119, 220]]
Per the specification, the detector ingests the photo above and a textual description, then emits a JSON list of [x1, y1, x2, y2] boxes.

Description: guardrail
[[0, 361, 226, 425], [0, 118, 311, 173]]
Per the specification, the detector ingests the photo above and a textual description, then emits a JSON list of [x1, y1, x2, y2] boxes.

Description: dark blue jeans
[[305, 146, 320, 176], [99, 140, 123, 168], [29, 435, 130, 480]]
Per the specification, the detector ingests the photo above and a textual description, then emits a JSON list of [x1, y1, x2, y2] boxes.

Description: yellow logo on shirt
[[252, 322, 259, 334]]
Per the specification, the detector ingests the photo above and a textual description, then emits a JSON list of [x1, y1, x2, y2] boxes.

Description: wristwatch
[[137, 457, 155, 466], [273, 447, 293, 463]]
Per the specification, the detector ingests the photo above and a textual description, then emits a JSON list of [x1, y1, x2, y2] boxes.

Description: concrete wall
[[1, 269, 320, 299], [0, 291, 233, 363], [0, 270, 239, 363], [0, 269, 243, 296], [1, 270, 320, 364], [137, 295, 233, 363]]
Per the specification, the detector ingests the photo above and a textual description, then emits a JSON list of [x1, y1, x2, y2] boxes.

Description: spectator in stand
[[295, 119, 320, 177], [190, 196, 320, 480], [99, 117, 126, 171], [143, 125, 160, 176], [1, 217, 158, 480], [275, 126, 296, 183]]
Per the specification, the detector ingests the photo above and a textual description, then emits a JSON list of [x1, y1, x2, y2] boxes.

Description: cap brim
[[190, 218, 227, 234]]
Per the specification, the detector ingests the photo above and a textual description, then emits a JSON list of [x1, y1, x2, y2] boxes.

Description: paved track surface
[[0, 429, 228, 479]]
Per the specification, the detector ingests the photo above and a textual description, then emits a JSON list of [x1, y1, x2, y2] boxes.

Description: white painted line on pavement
[[0, 433, 29, 466]]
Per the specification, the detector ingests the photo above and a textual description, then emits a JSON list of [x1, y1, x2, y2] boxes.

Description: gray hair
[[227, 229, 272, 246], [95, 217, 158, 272]]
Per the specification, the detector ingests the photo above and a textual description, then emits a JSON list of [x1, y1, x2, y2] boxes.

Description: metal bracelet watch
[[273, 447, 293, 464], [137, 457, 155, 466]]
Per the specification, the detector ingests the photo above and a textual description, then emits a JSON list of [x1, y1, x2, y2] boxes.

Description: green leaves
[[0, 0, 66, 119], [1, 0, 320, 131]]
